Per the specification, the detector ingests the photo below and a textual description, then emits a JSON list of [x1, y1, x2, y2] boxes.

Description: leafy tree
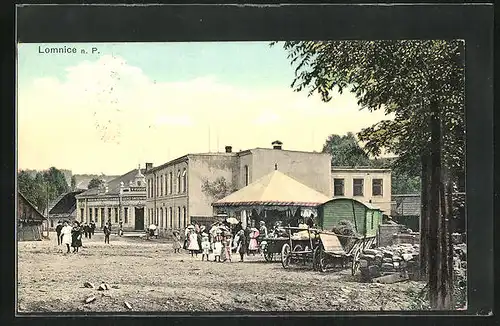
[[71, 175, 77, 190], [322, 132, 371, 167], [201, 177, 238, 201], [275, 40, 464, 309], [88, 178, 105, 189]]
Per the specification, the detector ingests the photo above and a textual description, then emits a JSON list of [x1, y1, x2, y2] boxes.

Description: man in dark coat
[[237, 230, 248, 262], [89, 221, 96, 238], [55, 221, 63, 245], [103, 222, 111, 244]]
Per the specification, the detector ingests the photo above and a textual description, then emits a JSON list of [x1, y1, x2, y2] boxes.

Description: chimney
[[272, 140, 283, 150], [225, 146, 232, 153], [145, 163, 153, 171]]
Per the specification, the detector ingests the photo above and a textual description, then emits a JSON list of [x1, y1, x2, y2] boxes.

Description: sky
[[17, 42, 393, 175]]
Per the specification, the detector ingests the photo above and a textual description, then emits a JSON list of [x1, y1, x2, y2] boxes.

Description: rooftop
[[76, 168, 146, 198], [49, 190, 85, 215]]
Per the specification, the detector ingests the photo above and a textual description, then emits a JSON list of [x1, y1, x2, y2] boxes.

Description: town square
[[17, 39, 467, 313]]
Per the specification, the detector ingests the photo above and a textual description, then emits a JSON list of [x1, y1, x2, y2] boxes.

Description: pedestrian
[[118, 220, 123, 237], [90, 221, 96, 238], [187, 229, 200, 257], [60, 220, 72, 254], [244, 226, 251, 256], [212, 233, 222, 262], [223, 233, 232, 262], [248, 228, 260, 255], [55, 221, 63, 245], [172, 230, 182, 253], [103, 222, 111, 244], [306, 216, 314, 229], [71, 221, 83, 253], [200, 232, 210, 261], [154, 225, 159, 239], [236, 230, 248, 262]]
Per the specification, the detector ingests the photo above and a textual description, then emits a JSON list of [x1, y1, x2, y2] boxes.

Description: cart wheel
[[281, 243, 291, 269], [318, 247, 328, 273], [351, 249, 361, 276], [313, 247, 320, 271]]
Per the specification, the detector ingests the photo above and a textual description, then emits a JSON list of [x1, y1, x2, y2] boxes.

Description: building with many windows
[[75, 166, 148, 231], [331, 167, 392, 214], [144, 141, 332, 235]]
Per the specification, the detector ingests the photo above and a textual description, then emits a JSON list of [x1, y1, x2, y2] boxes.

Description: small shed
[[318, 198, 383, 237], [18, 191, 46, 241]]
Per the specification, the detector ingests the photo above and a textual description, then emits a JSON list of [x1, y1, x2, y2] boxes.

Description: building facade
[[18, 191, 47, 241], [331, 167, 392, 214], [75, 166, 147, 231], [144, 142, 332, 236]]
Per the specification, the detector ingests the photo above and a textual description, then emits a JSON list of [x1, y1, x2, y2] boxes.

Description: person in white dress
[[187, 229, 200, 257], [200, 232, 210, 261], [212, 233, 223, 262], [60, 221, 72, 254]]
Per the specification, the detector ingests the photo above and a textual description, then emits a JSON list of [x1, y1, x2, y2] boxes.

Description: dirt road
[[17, 233, 426, 313]]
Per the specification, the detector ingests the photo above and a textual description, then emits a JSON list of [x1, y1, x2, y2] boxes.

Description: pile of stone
[[358, 244, 420, 283]]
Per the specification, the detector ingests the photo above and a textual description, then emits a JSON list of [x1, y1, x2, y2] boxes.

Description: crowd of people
[[174, 219, 272, 262], [54, 219, 124, 254]]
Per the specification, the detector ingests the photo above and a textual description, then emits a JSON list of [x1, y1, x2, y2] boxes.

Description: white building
[[331, 167, 392, 215]]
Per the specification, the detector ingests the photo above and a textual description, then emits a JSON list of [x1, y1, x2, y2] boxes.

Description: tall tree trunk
[[420, 150, 430, 279], [439, 167, 450, 309], [428, 109, 442, 309], [446, 180, 455, 309]]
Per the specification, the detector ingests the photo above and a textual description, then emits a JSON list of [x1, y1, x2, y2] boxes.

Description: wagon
[[280, 226, 319, 269], [260, 237, 288, 262], [313, 231, 377, 275]]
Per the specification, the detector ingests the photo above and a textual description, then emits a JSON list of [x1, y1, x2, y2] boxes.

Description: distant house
[[331, 167, 392, 215], [47, 190, 85, 229], [17, 191, 46, 241], [391, 194, 421, 231]]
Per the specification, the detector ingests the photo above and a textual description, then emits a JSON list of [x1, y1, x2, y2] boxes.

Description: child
[[172, 231, 182, 253], [187, 229, 200, 257], [223, 233, 232, 262], [212, 233, 222, 262], [201, 232, 210, 261]]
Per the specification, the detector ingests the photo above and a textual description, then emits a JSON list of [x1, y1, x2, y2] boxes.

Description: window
[[108, 208, 112, 221], [148, 179, 151, 198], [160, 175, 164, 196], [115, 208, 119, 223], [244, 165, 249, 186], [94, 208, 99, 223], [353, 179, 364, 196], [160, 208, 163, 228], [101, 208, 105, 221], [80, 208, 84, 221], [169, 172, 173, 194], [183, 206, 187, 228], [372, 179, 383, 196], [177, 170, 181, 193], [182, 169, 187, 193], [156, 176, 159, 197], [169, 207, 173, 229], [333, 178, 345, 196], [124, 207, 129, 223], [177, 207, 181, 229], [89, 208, 93, 221], [50, 220, 54, 227]]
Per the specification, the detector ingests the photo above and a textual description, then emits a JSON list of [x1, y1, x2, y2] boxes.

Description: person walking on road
[[236, 230, 248, 262], [172, 230, 182, 253], [55, 221, 63, 245], [60, 220, 72, 254], [187, 229, 200, 257], [103, 222, 111, 244], [71, 221, 83, 253], [89, 221, 96, 239]]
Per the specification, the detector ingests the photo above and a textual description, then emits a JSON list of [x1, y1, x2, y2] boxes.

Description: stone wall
[[377, 224, 402, 247]]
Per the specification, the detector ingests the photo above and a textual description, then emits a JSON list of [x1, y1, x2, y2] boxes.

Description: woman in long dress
[[248, 229, 260, 255], [71, 221, 83, 253], [60, 221, 72, 254], [187, 229, 200, 257], [212, 233, 223, 262]]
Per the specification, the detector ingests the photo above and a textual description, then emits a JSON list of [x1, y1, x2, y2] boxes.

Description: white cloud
[[18, 54, 393, 174]]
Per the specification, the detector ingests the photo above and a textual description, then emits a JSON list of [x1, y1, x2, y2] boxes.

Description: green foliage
[[322, 132, 371, 167], [276, 40, 465, 185], [18, 167, 70, 213], [71, 175, 77, 190], [201, 177, 238, 201], [88, 178, 104, 189]]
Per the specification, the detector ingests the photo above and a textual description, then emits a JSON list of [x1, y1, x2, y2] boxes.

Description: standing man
[[118, 220, 123, 237], [89, 220, 96, 239], [55, 221, 63, 245], [103, 222, 111, 244]]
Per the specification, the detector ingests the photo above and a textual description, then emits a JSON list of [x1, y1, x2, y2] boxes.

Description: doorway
[[135, 207, 144, 230]]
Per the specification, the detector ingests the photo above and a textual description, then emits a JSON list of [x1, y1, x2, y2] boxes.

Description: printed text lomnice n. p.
[[38, 45, 100, 55]]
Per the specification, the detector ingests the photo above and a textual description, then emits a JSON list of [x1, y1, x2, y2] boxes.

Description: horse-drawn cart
[[260, 237, 288, 262], [313, 231, 377, 275], [280, 226, 319, 269]]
